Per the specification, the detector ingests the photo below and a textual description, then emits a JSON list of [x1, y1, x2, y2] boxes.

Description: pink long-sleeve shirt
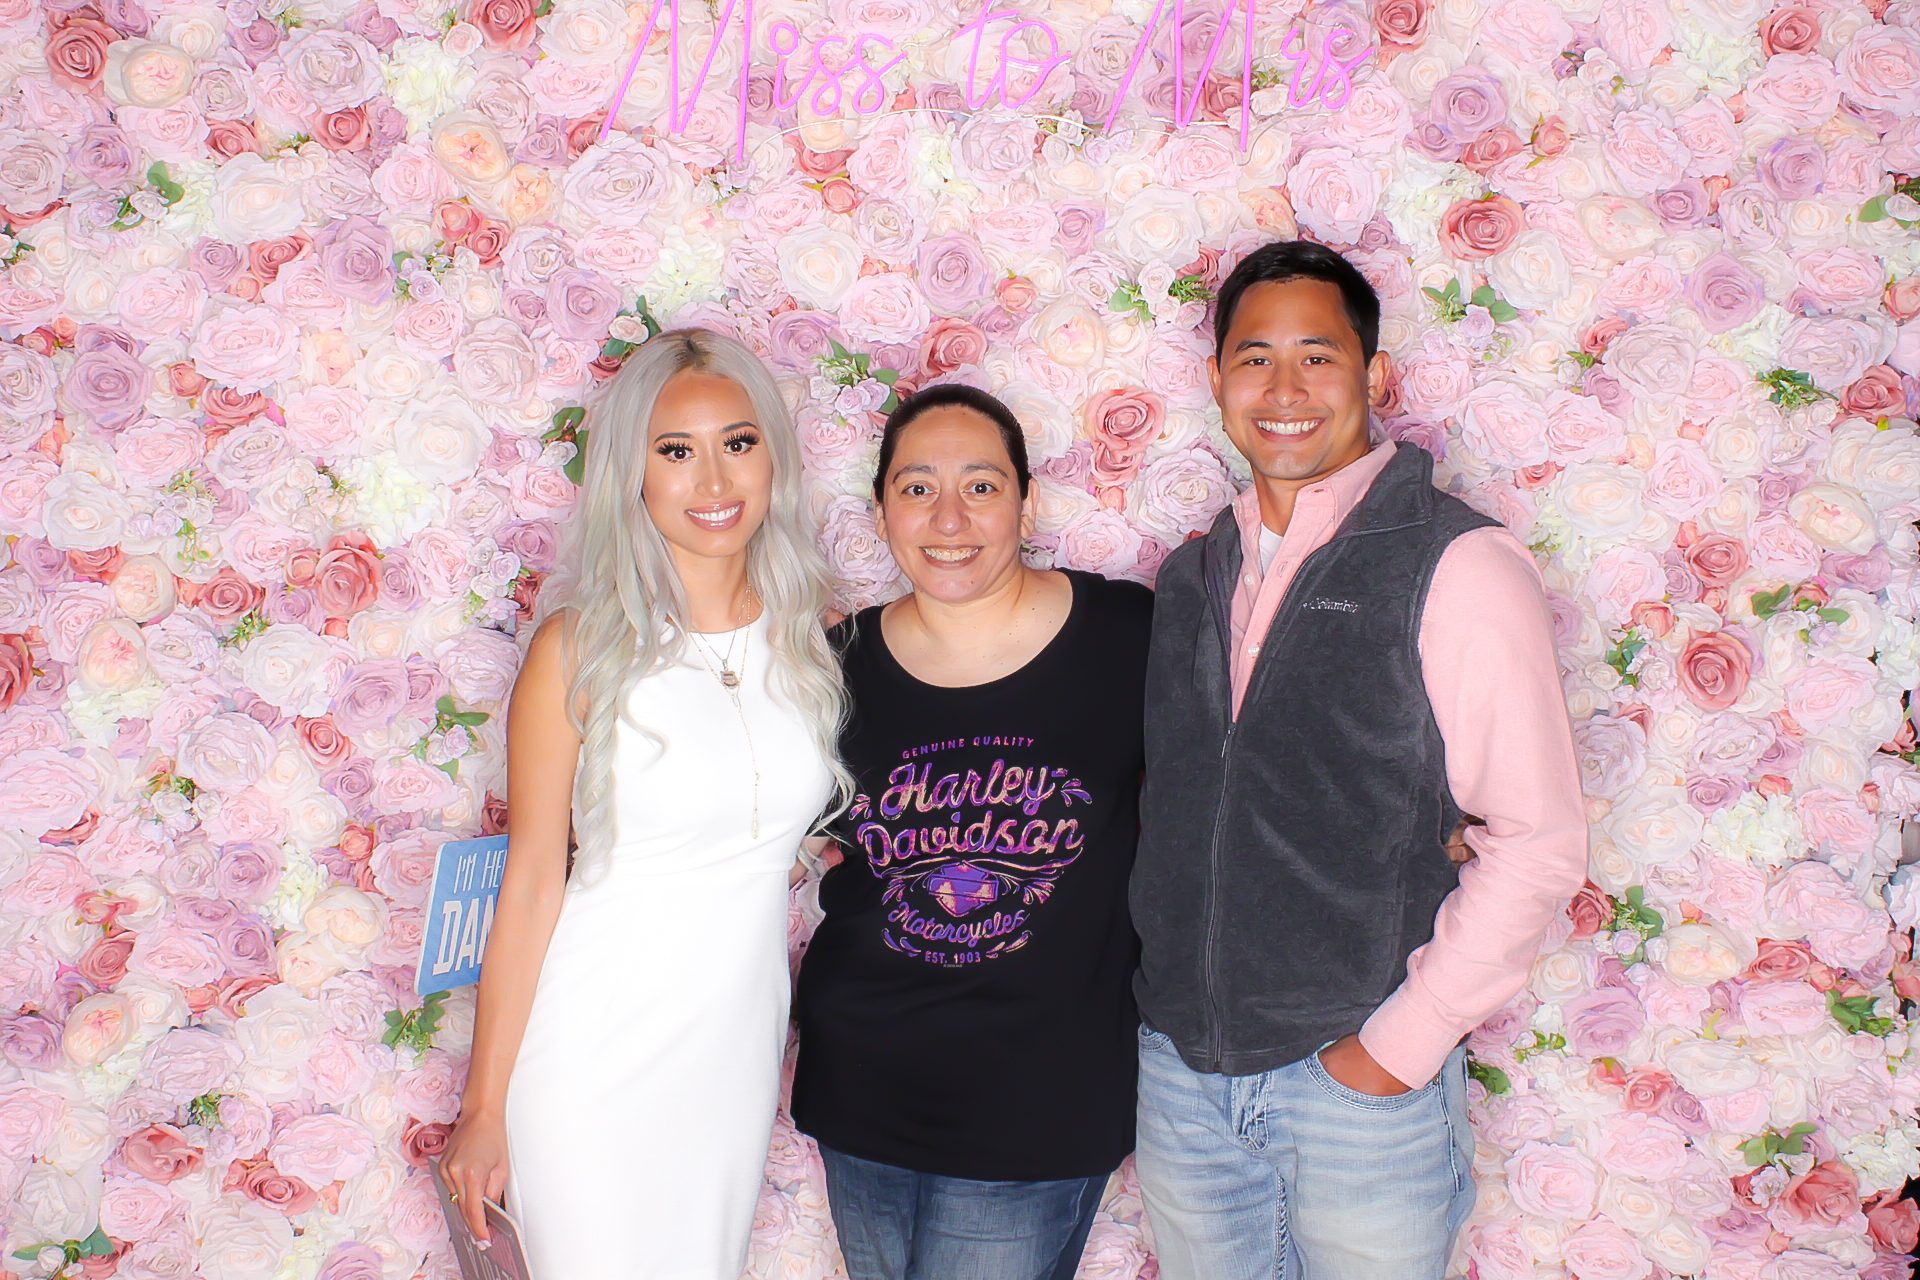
[[1227, 440, 1589, 1089]]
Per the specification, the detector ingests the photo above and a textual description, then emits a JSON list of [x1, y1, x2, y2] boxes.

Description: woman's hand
[[1445, 819, 1481, 867], [441, 1108, 511, 1242]]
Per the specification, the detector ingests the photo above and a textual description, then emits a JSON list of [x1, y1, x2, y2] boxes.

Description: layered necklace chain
[[686, 586, 763, 839]]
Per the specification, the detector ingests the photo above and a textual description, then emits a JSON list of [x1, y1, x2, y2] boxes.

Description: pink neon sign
[[599, 0, 1372, 160]]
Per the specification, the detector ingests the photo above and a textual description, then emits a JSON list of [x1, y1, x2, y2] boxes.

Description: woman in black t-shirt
[[793, 385, 1151, 1280]]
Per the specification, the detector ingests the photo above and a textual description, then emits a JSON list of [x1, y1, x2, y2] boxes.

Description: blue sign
[[416, 834, 510, 996]]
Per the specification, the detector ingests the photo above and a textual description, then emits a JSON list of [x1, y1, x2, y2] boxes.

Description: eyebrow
[[1233, 336, 1343, 352], [891, 461, 1012, 478], [652, 420, 758, 441]]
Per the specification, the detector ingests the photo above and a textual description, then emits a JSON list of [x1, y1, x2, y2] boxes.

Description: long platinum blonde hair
[[541, 328, 850, 881]]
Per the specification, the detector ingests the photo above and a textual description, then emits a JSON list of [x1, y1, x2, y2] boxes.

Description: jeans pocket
[[1304, 1049, 1437, 1114], [1136, 1022, 1173, 1050]]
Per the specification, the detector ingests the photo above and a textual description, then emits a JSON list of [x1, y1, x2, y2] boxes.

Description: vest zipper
[[1202, 720, 1236, 1068]]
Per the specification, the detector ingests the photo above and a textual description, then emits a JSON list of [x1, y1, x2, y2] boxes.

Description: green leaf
[[436, 695, 457, 716], [1487, 299, 1519, 323], [872, 368, 900, 386], [11, 1247, 44, 1262], [147, 161, 185, 204], [1739, 1133, 1776, 1166], [187, 1092, 224, 1127], [600, 337, 635, 361], [1861, 195, 1890, 223], [78, 1228, 112, 1258], [1758, 367, 1829, 409], [435, 759, 460, 781], [548, 405, 586, 437], [1814, 607, 1849, 624], [1750, 584, 1794, 619], [828, 340, 850, 361], [448, 710, 489, 727], [564, 430, 588, 486], [1827, 990, 1894, 1037], [1566, 349, 1597, 369], [1466, 1058, 1511, 1095]]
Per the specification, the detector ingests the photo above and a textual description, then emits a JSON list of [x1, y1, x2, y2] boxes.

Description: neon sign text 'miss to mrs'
[[599, 0, 1371, 159]]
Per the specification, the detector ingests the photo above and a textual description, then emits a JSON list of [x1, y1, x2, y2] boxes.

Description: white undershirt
[[1258, 525, 1284, 574]]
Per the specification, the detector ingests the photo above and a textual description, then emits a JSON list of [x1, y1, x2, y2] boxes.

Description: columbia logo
[[1304, 598, 1361, 614]]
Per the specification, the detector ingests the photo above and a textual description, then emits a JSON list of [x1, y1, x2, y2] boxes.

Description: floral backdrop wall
[[2, 0, 1920, 1273]]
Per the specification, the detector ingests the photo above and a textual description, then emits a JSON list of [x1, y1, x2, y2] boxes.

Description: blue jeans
[[818, 1146, 1107, 1280], [1135, 1025, 1474, 1280]]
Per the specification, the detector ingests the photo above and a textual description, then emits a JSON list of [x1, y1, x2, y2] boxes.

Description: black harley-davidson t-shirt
[[793, 570, 1151, 1181]]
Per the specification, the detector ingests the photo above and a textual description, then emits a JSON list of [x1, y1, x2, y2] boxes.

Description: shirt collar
[[1232, 439, 1400, 558]]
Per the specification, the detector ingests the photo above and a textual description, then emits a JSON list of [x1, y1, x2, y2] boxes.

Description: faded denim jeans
[[818, 1145, 1107, 1280], [1135, 1024, 1474, 1280]]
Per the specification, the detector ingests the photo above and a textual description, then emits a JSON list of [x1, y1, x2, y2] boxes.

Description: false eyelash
[[723, 430, 761, 448]]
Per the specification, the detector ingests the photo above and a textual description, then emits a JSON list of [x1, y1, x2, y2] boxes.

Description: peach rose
[[1770, 1160, 1860, 1234]]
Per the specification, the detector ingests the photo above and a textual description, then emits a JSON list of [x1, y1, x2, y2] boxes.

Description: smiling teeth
[[1256, 419, 1318, 436], [923, 548, 977, 562], [688, 505, 741, 525]]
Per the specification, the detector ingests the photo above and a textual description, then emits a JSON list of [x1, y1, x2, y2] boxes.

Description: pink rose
[[45, 16, 114, 91], [1504, 1141, 1598, 1218], [1866, 1191, 1920, 1253], [1563, 985, 1645, 1057], [1287, 146, 1379, 243], [1784, 655, 1876, 731], [1438, 194, 1525, 259], [269, 1113, 376, 1184], [1837, 25, 1920, 115], [1761, 7, 1821, 57], [1602, 109, 1688, 196], [1770, 1161, 1861, 1235], [1685, 253, 1766, 333], [0, 634, 32, 714], [1739, 979, 1829, 1035], [468, 0, 538, 49], [1683, 534, 1748, 587], [120, 1124, 203, 1183], [1766, 860, 1885, 970], [0, 749, 95, 837], [1456, 379, 1547, 468], [841, 274, 932, 347], [314, 534, 380, 618], [222, 1154, 318, 1215], [191, 304, 300, 393], [1374, 0, 1430, 49], [1796, 247, 1885, 313], [1748, 53, 1841, 129], [1560, 1218, 1653, 1280], [1677, 632, 1752, 711], [1085, 387, 1166, 489]]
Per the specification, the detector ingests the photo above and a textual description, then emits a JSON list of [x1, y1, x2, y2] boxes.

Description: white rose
[[102, 39, 196, 108], [197, 1201, 295, 1280], [41, 473, 132, 551], [775, 224, 863, 311], [1663, 1039, 1763, 1097], [239, 625, 339, 716], [6, 1162, 99, 1245], [1652, 921, 1751, 985], [1486, 229, 1572, 312], [1113, 186, 1206, 264], [208, 153, 304, 242], [395, 388, 488, 486]]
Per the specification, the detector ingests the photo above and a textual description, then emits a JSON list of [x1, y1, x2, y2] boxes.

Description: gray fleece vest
[[1131, 445, 1499, 1076]]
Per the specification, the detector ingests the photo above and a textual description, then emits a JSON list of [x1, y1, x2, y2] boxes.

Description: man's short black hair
[[873, 383, 1032, 501], [1213, 240, 1382, 363]]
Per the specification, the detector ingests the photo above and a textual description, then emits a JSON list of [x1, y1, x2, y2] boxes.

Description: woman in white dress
[[441, 329, 847, 1279]]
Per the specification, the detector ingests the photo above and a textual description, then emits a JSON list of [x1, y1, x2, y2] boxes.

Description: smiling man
[[1129, 240, 1588, 1278]]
